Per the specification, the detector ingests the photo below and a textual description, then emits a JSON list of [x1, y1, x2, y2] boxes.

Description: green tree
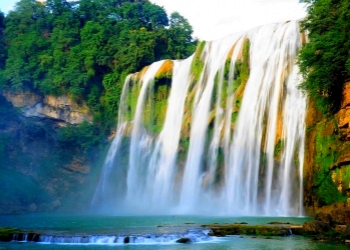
[[0, 11, 5, 69], [2, 0, 197, 133], [4, 0, 50, 90], [298, 0, 350, 113], [166, 12, 197, 59], [0, 11, 6, 87]]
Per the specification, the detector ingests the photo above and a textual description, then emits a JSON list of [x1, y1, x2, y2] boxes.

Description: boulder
[[344, 223, 350, 239], [315, 212, 333, 225], [331, 209, 350, 225], [176, 237, 192, 244], [303, 220, 330, 234]]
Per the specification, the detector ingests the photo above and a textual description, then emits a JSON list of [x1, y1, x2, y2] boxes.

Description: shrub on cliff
[[298, 0, 350, 113]]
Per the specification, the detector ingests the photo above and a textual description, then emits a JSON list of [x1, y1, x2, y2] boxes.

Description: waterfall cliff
[[93, 20, 307, 216]]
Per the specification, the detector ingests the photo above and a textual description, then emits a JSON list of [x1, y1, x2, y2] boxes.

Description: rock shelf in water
[[202, 223, 302, 237]]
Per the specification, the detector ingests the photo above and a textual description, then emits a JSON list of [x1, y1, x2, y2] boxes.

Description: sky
[[150, 0, 307, 40], [0, 0, 307, 41], [0, 0, 17, 14]]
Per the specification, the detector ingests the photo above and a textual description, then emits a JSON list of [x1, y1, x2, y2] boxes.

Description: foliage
[[231, 39, 250, 123], [0, 11, 6, 80], [190, 41, 206, 85], [274, 139, 285, 157], [57, 121, 104, 153], [298, 0, 350, 113], [233, 39, 250, 91], [167, 12, 197, 59], [2, 0, 197, 133], [313, 121, 347, 205], [142, 73, 171, 134]]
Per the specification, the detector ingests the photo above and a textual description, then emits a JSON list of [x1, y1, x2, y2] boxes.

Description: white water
[[93, 21, 306, 216], [224, 21, 306, 216], [92, 75, 134, 210], [12, 229, 212, 245], [125, 61, 165, 209]]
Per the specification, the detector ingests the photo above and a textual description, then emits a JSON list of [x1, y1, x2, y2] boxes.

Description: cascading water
[[92, 20, 306, 216]]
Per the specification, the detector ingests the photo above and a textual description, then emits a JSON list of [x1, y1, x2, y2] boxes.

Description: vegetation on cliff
[[300, 0, 350, 211], [298, 0, 350, 113], [0, 0, 197, 133]]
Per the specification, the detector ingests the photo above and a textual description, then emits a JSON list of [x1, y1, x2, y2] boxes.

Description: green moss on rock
[[313, 121, 347, 206]]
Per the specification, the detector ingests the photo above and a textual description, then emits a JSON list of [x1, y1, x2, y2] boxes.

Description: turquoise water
[[0, 215, 347, 249]]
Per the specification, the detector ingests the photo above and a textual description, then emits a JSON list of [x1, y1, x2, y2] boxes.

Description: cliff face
[[0, 91, 102, 214], [2, 81, 349, 215], [304, 82, 350, 214], [3, 91, 92, 125]]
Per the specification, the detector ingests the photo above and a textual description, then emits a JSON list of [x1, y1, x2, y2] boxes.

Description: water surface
[[0, 215, 346, 249]]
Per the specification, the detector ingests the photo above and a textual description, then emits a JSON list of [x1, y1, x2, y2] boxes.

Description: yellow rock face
[[3, 91, 41, 107], [156, 60, 173, 78], [3, 91, 92, 125], [304, 82, 350, 214], [336, 83, 350, 140]]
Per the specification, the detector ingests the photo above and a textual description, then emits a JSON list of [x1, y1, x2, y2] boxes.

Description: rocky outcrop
[[303, 220, 331, 234], [314, 212, 333, 225], [0, 94, 101, 215], [3, 91, 92, 125], [302, 210, 350, 243], [304, 82, 350, 214], [336, 82, 350, 140], [331, 209, 350, 225]]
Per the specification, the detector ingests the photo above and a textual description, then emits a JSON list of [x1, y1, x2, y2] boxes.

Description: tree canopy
[[0, 0, 197, 131], [298, 0, 350, 113]]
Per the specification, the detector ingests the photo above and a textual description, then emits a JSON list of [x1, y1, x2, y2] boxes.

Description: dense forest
[[298, 0, 350, 113], [0, 0, 196, 136]]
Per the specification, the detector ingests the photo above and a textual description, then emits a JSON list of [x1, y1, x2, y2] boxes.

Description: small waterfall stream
[[92, 20, 307, 216]]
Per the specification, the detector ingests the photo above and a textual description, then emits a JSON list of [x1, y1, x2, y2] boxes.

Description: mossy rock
[[205, 224, 293, 237], [0, 228, 21, 242]]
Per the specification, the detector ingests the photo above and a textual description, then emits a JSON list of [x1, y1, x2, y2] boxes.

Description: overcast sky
[[1, 0, 307, 41], [150, 0, 307, 40]]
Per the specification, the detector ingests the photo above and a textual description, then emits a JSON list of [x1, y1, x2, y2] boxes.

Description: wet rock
[[0, 228, 20, 242], [207, 224, 291, 237], [267, 222, 290, 225], [123, 236, 130, 244], [334, 225, 346, 233], [315, 212, 333, 225], [344, 223, 350, 239], [176, 237, 192, 244], [303, 220, 331, 234], [331, 209, 350, 225]]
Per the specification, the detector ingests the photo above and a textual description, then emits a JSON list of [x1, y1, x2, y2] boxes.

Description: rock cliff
[[0, 91, 102, 214], [2, 91, 92, 125], [304, 82, 350, 214]]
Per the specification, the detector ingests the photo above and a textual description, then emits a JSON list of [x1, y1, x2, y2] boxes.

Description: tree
[[166, 12, 196, 59], [2, 0, 197, 132], [298, 0, 350, 113], [0, 11, 6, 87]]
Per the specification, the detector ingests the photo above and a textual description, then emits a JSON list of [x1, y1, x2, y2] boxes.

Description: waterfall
[[93, 20, 306, 216]]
